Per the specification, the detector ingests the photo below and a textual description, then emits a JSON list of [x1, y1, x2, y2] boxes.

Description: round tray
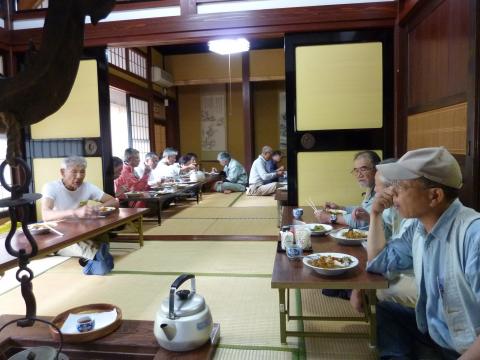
[[49, 303, 122, 343]]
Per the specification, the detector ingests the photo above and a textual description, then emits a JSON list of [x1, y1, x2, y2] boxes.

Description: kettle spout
[[160, 323, 176, 341]]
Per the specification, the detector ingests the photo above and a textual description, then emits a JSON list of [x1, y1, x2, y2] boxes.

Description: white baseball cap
[[376, 147, 463, 189]]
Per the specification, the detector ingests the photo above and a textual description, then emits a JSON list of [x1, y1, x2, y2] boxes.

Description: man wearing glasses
[[314, 150, 380, 229], [367, 147, 480, 359]]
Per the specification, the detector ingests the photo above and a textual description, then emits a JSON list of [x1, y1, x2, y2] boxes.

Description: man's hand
[[352, 207, 370, 223], [74, 205, 97, 218], [276, 169, 284, 177], [277, 166, 285, 172], [371, 187, 394, 216], [314, 210, 331, 223]]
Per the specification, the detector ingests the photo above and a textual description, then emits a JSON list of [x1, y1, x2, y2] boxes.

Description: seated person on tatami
[[264, 150, 284, 184], [42, 156, 118, 262], [135, 152, 160, 187], [115, 148, 152, 195], [152, 147, 180, 181], [246, 146, 284, 196], [367, 147, 479, 359], [178, 153, 199, 174], [213, 152, 248, 194], [314, 150, 380, 229], [349, 159, 417, 313]]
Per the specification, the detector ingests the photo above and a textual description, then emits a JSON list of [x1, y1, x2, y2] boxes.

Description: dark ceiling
[[155, 37, 284, 55]]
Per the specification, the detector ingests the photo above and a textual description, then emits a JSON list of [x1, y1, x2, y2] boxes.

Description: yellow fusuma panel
[[297, 151, 381, 207], [31, 60, 101, 139], [33, 157, 104, 220], [296, 42, 383, 131]]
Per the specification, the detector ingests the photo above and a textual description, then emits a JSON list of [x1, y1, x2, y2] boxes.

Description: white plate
[[27, 222, 57, 235], [303, 252, 359, 276], [307, 223, 332, 236], [97, 206, 116, 216], [330, 228, 368, 246]]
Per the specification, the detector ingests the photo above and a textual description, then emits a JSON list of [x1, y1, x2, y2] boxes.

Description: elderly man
[[246, 146, 284, 196], [213, 152, 248, 193], [366, 147, 480, 359], [115, 148, 152, 195], [152, 147, 180, 181], [42, 156, 118, 261], [314, 150, 380, 229], [135, 152, 161, 187]]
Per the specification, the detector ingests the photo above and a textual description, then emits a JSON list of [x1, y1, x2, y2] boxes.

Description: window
[[0, 134, 12, 211], [129, 97, 150, 159], [107, 47, 147, 79], [109, 87, 151, 160], [107, 47, 127, 71], [128, 49, 147, 79]]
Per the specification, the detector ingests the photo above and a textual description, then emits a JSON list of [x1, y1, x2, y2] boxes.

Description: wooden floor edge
[[113, 234, 278, 241]]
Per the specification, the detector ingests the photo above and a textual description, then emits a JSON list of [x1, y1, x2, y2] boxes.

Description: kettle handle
[[169, 274, 196, 319]]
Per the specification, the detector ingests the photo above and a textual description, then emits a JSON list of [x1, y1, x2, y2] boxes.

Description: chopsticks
[[307, 198, 319, 212], [43, 222, 64, 237]]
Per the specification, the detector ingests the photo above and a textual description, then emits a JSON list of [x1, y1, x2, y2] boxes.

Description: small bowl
[[76, 316, 95, 333]]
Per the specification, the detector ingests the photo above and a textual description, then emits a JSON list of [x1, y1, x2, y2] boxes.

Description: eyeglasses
[[350, 166, 373, 175]]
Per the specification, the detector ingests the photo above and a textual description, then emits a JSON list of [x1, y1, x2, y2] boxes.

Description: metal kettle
[[154, 274, 212, 352]]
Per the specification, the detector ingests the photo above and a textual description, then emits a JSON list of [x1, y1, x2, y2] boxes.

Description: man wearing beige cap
[[366, 147, 480, 359]]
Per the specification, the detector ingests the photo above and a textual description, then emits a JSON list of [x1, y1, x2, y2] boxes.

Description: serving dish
[[330, 228, 368, 245], [307, 223, 333, 236], [303, 252, 359, 276], [50, 303, 122, 343]]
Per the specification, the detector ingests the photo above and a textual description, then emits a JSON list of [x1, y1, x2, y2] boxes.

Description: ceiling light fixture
[[208, 38, 250, 55]]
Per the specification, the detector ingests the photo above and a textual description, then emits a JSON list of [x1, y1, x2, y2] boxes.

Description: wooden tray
[[49, 303, 122, 343]]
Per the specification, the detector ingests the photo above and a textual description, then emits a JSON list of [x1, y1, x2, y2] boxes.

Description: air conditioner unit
[[152, 66, 174, 88]]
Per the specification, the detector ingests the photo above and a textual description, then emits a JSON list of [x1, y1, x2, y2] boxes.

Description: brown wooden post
[[242, 52, 254, 171]]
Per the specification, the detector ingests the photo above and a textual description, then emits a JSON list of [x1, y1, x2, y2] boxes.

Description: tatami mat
[[143, 218, 216, 236], [195, 192, 243, 207], [203, 219, 278, 236], [0, 256, 70, 296], [167, 206, 277, 219], [305, 338, 376, 359], [112, 241, 276, 275], [214, 347, 295, 360], [232, 194, 277, 207], [0, 269, 297, 348]]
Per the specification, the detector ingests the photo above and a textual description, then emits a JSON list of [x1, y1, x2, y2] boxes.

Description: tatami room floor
[[0, 192, 375, 359]]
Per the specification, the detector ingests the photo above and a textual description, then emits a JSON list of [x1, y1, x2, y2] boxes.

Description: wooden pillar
[[242, 52, 254, 171]]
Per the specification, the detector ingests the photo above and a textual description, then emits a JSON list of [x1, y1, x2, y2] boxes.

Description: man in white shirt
[[247, 146, 284, 196], [42, 156, 118, 260], [151, 147, 180, 182], [135, 152, 160, 187]]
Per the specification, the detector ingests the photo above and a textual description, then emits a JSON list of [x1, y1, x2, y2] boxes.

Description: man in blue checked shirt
[[366, 147, 480, 359]]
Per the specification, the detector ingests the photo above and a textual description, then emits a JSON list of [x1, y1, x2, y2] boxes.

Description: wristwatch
[[330, 213, 337, 224]]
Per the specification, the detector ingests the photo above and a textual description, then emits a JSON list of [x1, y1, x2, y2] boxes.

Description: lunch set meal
[[310, 255, 353, 269], [343, 229, 367, 239]]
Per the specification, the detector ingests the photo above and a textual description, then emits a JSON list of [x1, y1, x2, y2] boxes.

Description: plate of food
[[308, 223, 333, 236], [27, 222, 57, 235], [325, 208, 347, 215], [303, 252, 359, 276], [97, 206, 116, 216], [330, 228, 368, 245]]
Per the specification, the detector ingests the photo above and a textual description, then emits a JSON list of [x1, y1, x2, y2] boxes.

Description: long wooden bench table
[[0, 315, 219, 359], [0, 208, 148, 276], [271, 206, 388, 347]]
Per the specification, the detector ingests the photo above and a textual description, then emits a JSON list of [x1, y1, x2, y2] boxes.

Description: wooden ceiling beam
[[8, 2, 396, 50]]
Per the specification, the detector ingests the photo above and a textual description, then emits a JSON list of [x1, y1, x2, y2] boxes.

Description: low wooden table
[[0, 315, 219, 359], [0, 208, 148, 276], [271, 206, 388, 347]]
